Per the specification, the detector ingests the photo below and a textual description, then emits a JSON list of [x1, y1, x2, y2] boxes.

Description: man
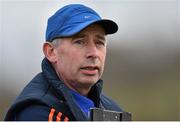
[[5, 4, 124, 121]]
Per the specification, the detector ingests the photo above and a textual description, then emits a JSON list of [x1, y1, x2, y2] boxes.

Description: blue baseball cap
[[46, 4, 118, 42]]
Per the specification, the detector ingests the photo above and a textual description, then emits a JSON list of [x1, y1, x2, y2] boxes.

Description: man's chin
[[79, 78, 98, 86]]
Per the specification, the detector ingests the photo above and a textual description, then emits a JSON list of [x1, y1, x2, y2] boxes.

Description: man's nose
[[86, 43, 99, 59]]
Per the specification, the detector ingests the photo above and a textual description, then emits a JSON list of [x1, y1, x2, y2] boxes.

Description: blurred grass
[[103, 76, 180, 120], [103, 47, 180, 120]]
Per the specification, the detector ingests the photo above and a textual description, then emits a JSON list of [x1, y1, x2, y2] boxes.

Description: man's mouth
[[80, 66, 99, 75]]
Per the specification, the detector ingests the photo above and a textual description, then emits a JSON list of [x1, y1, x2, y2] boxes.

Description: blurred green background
[[1, 0, 180, 120], [103, 46, 180, 120]]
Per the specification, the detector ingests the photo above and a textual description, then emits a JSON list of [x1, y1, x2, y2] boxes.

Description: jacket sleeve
[[15, 104, 69, 121]]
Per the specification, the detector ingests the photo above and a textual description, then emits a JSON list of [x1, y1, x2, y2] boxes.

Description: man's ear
[[43, 42, 57, 63]]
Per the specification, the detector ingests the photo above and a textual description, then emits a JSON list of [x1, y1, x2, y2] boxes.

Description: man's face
[[53, 24, 106, 93]]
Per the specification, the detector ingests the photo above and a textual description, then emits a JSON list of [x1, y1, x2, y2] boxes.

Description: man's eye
[[73, 38, 85, 45], [96, 41, 105, 46]]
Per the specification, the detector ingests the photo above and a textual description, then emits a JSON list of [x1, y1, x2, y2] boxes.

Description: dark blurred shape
[[90, 108, 131, 121]]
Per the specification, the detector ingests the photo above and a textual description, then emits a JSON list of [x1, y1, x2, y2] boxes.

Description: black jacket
[[4, 58, 123, 121]]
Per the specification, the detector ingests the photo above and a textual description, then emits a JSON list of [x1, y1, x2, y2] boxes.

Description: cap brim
[[70, 19, 118, 36], [94, 19, 118, 35]]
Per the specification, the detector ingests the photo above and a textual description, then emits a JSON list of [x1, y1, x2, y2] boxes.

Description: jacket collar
[[41, 58, 103, 120]]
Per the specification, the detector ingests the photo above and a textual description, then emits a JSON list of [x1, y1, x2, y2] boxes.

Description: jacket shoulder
[[4, 73, 66, 120], [100, 94, 123, 112]]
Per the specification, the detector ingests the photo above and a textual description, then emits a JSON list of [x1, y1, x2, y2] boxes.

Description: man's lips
[[80, 66, 99, 75]]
